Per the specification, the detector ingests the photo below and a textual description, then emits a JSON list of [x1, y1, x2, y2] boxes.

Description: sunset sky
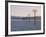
[[10, 5, 41, 17]]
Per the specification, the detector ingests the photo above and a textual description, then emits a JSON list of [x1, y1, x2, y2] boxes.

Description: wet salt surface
[[11, 18, 41, 31]]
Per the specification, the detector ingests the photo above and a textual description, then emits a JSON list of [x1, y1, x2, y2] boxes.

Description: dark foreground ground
[[11, 16, 41, 31]]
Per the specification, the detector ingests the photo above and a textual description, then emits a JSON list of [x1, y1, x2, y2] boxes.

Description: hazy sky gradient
[[10, 5, 41, 17]]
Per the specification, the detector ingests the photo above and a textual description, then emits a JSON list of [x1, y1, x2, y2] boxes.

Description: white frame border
[[8, 2, 43, 35]]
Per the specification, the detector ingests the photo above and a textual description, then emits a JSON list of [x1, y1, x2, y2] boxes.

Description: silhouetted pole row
[[25, 9, 37, 24]]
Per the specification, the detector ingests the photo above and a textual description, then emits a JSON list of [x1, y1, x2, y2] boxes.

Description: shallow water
[[11, 18, 41, 31]]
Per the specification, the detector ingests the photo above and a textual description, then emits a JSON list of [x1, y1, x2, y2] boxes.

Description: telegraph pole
[[27, 13, 30, 23], [33, 9, 37, 24]]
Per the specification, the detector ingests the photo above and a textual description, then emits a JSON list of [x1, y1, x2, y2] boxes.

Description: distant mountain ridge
[[11, 16, 41, 19]]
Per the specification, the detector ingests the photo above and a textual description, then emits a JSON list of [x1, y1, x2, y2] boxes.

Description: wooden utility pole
[[33, 9, 37, 24], [28, 13, 30, 17], [27, 13, 30, 22]]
